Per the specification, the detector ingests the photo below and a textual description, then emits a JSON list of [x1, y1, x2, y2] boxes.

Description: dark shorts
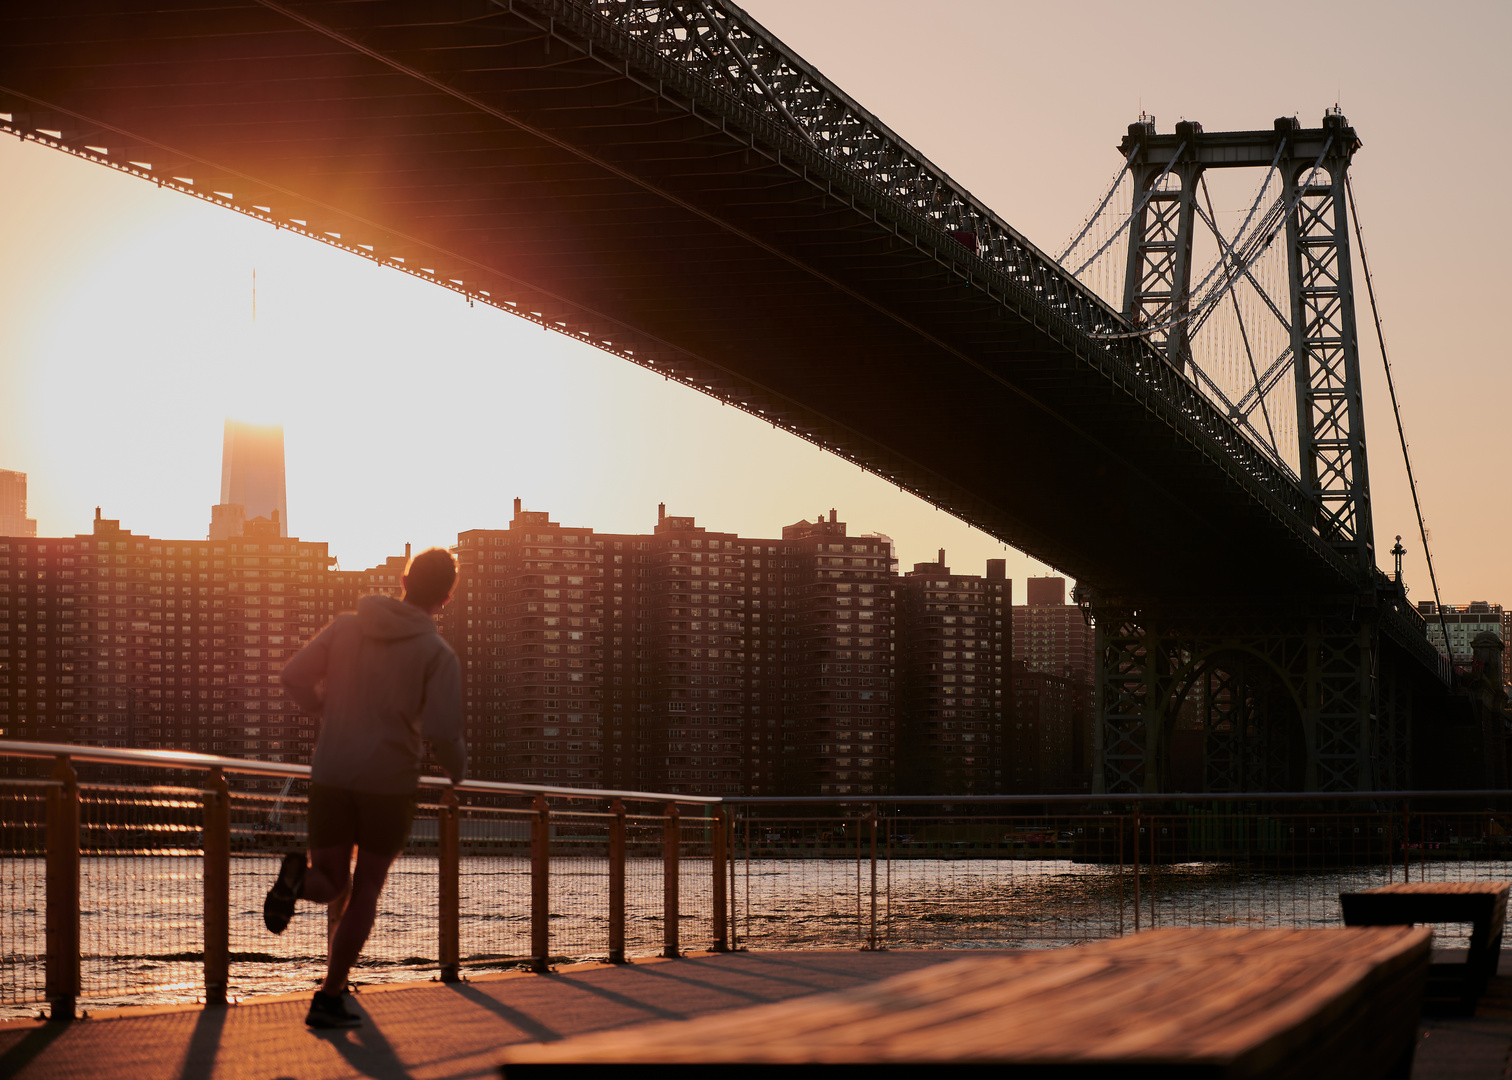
[[307, 782, 415, 859]]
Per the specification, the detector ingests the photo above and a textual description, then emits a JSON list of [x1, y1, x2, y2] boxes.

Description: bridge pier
[[1091, 599, 1403, 794]]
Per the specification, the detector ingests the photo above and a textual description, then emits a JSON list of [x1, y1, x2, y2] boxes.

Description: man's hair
[[403, 548, 458, 609]]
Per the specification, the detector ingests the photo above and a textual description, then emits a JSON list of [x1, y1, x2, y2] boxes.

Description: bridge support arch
[[1091, 599, 1392, 794]]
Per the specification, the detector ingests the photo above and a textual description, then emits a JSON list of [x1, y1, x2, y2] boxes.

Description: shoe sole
[[264, 888, 296, 934], [264, 854, 304, 934]]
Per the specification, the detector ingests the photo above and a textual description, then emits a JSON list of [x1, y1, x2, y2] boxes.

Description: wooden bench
[[497, 926, 1429, 1078], [1341, 880, 1508, 1014]]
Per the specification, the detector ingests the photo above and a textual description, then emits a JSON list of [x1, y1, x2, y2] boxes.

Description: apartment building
[[448, 504, 897, 797], [0, 510, 418, 788], [1012, 576, 1095, 683], [778, 512, 898, 797], [1007, 661, 1079, 793], [895, 552, 1011, 795], [0, 510, 328, 786]]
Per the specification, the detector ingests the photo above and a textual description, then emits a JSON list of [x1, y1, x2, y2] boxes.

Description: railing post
[[202, 766, 230, 1006], [439, 787, 461, 983], [1402, 798, 1411, 884], [662, 802, 680, 958], [711, 806, 728, 952], [867, 805, 878, 951], [531, 794, 550, 973], [44, 754, 80, 1022], [608, 799, 626, 964], [1132, 809, 1141, 933], [1149, 815, 1157, 927]]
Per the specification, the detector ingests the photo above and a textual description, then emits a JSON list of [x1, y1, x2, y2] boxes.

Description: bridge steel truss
[[0, 1, 1451, 793], [1093, 593, 1434, 794], [0, 0, 1362, 597], [1098, 114, 1419, 793]]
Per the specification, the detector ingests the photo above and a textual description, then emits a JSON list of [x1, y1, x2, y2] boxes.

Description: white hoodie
[[280, 594, 466, 794]]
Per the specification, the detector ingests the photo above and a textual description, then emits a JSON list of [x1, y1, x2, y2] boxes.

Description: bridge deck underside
[[1, 0, 1351, 597]]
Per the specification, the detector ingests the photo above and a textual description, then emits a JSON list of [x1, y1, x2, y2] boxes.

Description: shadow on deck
[[0, 948, 1506, 1079]]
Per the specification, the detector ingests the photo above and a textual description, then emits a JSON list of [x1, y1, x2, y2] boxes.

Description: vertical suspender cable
[[1058, 145, 1138, 264], [1345, 175, 1453, 667], [1200, 176, 1280, 456]]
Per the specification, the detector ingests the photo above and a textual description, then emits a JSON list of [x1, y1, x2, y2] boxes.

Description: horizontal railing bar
[[0, 741, 721, 806], [722, 791, 1512, 805], [0, 741, 307, 778], [6, 743, 1510, 812]]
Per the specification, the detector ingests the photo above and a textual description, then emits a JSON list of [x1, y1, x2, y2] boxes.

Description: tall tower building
[[896, 552, 1010, 795], [0, 470, 38, 537], [209, 420, 288, 539]]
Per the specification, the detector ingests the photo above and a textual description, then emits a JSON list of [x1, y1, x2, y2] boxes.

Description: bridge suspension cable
[[1057, 145, 1138, 265], [1199, 175, 1279, 455], [1086, 139, 1330, 343], [1346, 175, 1453, 660], [1069, 142, 1186, 279]]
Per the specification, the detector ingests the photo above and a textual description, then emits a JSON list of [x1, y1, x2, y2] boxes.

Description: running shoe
[[262, 851, 305, 934], [305, 990, 363, 1029]]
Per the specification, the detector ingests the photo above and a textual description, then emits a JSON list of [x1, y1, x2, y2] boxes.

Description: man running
[[264, 546, 466, 1029]]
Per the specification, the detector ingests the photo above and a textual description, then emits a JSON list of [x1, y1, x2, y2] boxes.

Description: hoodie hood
[[356, 594, 438, 640]]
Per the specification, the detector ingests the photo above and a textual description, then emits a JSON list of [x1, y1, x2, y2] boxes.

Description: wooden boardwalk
[[1, 949, 1509, 1079]]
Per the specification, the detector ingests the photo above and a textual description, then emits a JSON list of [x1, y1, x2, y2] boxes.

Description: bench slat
[[498, 927, 1428, 1076]]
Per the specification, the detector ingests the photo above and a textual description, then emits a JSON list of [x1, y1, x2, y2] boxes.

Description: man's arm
[[279, 618, 339, 717], [419, 647, 467, 784]]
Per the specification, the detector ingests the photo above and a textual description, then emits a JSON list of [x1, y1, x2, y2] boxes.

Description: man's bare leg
[[321, 846, 398, 996], [301, 845, 353, 905]]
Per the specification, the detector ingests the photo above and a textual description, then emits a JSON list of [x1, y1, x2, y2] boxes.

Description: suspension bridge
[[0, 1, 1463, 794]]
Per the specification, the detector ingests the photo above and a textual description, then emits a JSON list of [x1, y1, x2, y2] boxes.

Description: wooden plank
[[1359, 882, 1509, 896], [1342, 881, 1508, 1014], [496, 927, 1429, 1077]]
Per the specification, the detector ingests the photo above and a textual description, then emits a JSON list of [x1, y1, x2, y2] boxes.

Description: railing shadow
[[176, 1005, 228, 1080], [445, 982, 565, 1042], [0, 1019, 70, 1076]]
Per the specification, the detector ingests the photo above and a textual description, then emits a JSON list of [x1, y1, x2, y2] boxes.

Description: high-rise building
[[1007, 661, 1078, 793], [633, 509, 762, 796], [895, 552, 1011, 795], [778, 511, 898, 797], [1013, 576, 1095, 682], [1418, 600, 1509, 670], [209, 420, 288, 539], [0, 470, 38, 537], [451, 505, 607, 789], [0, 511, 412, 789], [333, 548, 409, 613], [448, 503, 896, 797], [1012, 576, 1096, 787], [0, 511, 325, 784]]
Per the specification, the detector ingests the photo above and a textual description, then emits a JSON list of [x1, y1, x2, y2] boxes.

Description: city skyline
[[0, 0, 1505, 600], [0, 496, 1081, 798]]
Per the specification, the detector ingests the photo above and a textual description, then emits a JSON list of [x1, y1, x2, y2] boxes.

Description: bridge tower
[[1122, 117, 1204, 373], [1094, 111, 1412, 795]]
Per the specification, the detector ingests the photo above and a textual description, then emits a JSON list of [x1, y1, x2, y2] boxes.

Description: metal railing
[[0, 742, 723, 1020], [3, 740, 1511, 1020]]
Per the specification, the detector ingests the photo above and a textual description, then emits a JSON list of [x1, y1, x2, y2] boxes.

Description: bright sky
[[0, 0, 1507, 602]]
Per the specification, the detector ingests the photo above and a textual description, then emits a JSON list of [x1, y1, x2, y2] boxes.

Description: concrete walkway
[[1, 949, 1508, 1079]]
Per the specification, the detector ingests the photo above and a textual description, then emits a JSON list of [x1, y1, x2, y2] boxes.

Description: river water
[[0, 853, 1496, 1017]]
